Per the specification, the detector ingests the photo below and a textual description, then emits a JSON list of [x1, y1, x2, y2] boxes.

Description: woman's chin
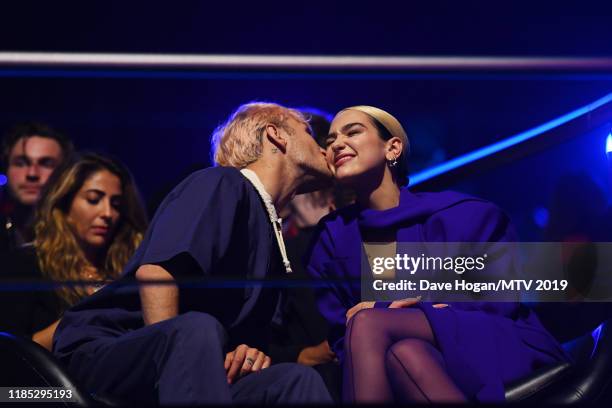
[[334, 169, 362, 186]]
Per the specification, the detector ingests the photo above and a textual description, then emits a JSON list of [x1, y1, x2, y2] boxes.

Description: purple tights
[[343, 308, 466, 403]]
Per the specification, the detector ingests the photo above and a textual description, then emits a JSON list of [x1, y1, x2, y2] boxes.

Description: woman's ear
[[264, 123, 288, 153], [385, 137, 403, 161]]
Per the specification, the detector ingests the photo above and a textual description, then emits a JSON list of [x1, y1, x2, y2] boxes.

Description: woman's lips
[[90, 226, 109, 235], [334, 155, 354, 168]]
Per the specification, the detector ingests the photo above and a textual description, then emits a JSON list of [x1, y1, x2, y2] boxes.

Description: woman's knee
[[347, 308, 382, 333], [386, 339, 436, 381]]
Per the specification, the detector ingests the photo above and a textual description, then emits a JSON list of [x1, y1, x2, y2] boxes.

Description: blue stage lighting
[[591, 323, 603, 359], [0, 174, 7, 186], [532, 207, 549, 228], [606, 132, 612, 155], [409, 93, 612, 186]]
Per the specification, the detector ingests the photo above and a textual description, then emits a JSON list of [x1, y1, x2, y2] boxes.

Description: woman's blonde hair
[[34, 153, 148, 307], [212, 102, 309, 168]]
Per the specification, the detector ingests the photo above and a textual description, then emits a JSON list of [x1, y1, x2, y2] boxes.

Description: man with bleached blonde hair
[[53, 102, 333, 405]]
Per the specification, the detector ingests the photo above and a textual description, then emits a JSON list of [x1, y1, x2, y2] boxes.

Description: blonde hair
[[340, 105, 410, 186], [34, 153, 148, 307], [212, 102, 309, 168]]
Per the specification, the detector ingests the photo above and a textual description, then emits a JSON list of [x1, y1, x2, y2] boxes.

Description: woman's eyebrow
[[328, 122, 366, 139], [341, 122, 365, 133]]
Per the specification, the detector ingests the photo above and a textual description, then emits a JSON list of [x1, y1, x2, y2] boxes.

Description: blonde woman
[[0, 153, 147, 350]]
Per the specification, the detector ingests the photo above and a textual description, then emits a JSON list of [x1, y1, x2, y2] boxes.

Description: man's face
[[7, 136, 63, 206], [284, 117, 332, 189]]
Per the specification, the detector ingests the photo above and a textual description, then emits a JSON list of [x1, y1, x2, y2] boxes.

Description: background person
[[0, 153, 147, 350], [0, 122, 74, 253]]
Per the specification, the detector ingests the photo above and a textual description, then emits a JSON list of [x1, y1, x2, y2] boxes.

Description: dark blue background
[[1, 1, 612, 241]]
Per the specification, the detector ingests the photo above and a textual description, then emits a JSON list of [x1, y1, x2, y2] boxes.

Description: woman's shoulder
[[415, 191, 514, 241]]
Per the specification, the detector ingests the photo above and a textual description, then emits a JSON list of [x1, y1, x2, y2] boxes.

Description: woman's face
[[67, 169, 122, 252], [326, 110, 388, 184]]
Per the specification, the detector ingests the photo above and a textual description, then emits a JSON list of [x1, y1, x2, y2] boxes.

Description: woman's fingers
[[389, 296, 422, 308], [345, 301, 375, 325], [433, 303, 449, 309]]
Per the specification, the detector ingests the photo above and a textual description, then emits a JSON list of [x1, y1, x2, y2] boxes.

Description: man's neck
[[245, 161, 298, 213]]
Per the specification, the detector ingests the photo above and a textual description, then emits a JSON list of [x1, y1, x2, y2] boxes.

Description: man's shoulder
[[168, 166, 249, 200], [182, 166, 245, 187]]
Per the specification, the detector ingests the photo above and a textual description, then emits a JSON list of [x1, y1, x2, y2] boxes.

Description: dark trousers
[[67, 311, 332, 405]]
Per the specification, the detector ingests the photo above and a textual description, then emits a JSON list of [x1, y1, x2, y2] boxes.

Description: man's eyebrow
[[10, 154, 30, 162], [35, 156, 59, 163]]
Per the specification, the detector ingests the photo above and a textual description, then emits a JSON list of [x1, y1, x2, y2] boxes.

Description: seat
[[505, 319, 612, 402], [0, 331, 117, 407]]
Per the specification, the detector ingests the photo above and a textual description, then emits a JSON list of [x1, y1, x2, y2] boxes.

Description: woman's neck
[[81, 245, 104, 272], [355, 172, 401, 211]]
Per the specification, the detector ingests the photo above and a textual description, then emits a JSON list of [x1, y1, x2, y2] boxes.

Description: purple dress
[[305, 188, 570, 402]]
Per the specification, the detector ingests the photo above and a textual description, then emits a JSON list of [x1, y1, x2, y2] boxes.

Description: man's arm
[[135, 264, 179, 325]]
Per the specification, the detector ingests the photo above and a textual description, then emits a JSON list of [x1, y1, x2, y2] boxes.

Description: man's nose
[[26, 164, 40, 180]]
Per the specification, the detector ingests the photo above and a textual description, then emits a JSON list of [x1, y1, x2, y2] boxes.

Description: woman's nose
[[100, 201, 113, 222], [330, 137, 346, 153]]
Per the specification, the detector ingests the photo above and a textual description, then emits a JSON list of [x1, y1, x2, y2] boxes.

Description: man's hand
[[224, 344, 271, 384], [297, 340, 336, 366]]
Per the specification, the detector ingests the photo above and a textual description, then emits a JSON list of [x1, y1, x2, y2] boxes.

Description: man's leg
[[68, 311, 231, 405], [230, 363, 333, 404]]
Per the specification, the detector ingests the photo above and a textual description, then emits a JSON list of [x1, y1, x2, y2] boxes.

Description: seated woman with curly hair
[[0, 153, 147, 350]]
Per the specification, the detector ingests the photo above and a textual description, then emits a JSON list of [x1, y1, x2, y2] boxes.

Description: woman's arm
[[32, 319, 60, 351]]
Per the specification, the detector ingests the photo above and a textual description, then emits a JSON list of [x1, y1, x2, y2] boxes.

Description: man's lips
[[334, 154, 355, 168], [19, 185, 41, 193]]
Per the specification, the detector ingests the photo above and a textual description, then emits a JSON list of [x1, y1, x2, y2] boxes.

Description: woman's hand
[[345, 297, 422, 325], [345, 301, 375, 324], [224, 344, 271, 384], [297, 340, 337, 366], [389, 296, 421, 309]]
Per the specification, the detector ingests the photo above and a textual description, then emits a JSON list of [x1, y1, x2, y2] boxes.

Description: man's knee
[[275, 363, 320, 382], [163, 311, 226, 345]]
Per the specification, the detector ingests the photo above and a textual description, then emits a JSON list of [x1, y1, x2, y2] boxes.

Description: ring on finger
[[245, 357, 256, 366]]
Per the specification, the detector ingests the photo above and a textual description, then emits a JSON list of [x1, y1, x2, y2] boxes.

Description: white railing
[[1, 52, 612, 71]]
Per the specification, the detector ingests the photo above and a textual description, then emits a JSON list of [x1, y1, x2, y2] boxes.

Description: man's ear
[[264, 124, 288, 153], [385, 137, 403, 161]]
